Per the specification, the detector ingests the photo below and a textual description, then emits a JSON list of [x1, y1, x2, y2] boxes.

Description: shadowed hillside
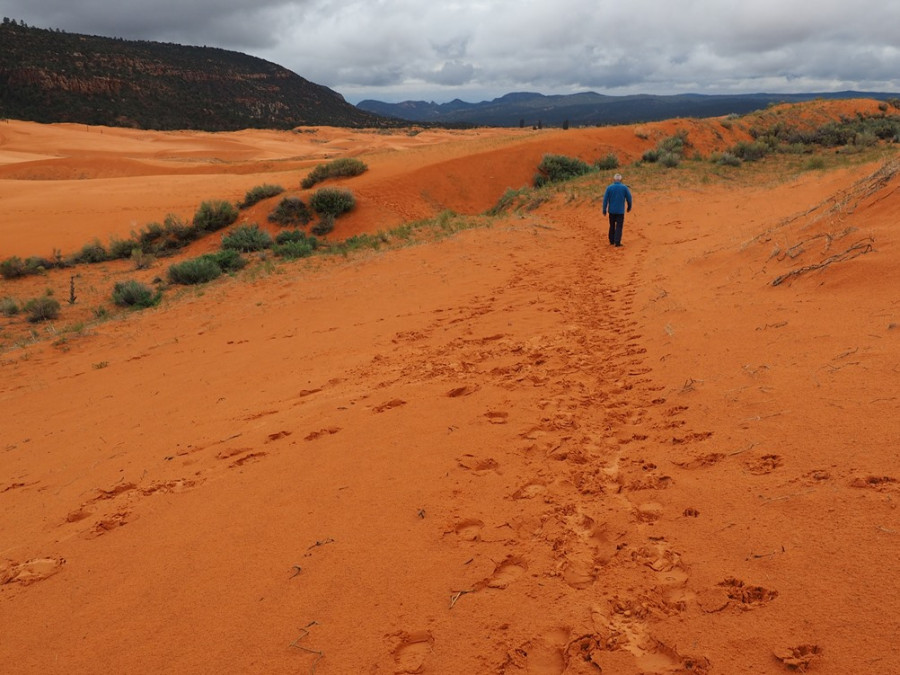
[[0, 20, 392, 131]]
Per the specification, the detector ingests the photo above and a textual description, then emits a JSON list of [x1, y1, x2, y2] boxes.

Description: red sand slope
[[1, 101, 898, 674]]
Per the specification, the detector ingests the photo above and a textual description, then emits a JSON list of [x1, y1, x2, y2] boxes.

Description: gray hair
[[613, 173, 623, 182]]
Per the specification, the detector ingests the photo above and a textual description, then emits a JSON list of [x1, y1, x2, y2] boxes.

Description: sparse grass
[[301, 158, 368, 189], [1, 297, 19, 317], [238, 184, 284, 209]]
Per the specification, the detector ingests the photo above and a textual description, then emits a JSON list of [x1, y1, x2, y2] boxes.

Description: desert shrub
[[301, 158, 368, 189], [203, 249, 247, 273], [268, 197, 312, 226], [0, 297, 19, 317], [167, 257, 222, 285], [109, 236, 141, 259], [534, 154, 592, 186], [309, 188, 356, 216], [192, 200, 238, 233], [0, 256, 26, 279], [711, 152, 742, 167], [238, 184, 284, 209], [595, 153, 619, 170], [659, 131, 688, 155], [112, 280, 160, 308], [659, 152, 681, 168], [71, 239, 109, 264], [275, 229, 317, 246], [274, 239, 318, 259], [24, 296, 60, 322], [130, 248, 156, 270], [730, 140, 770, 161], [641, 148, 660, 163], [221, 224, 273, 252], [311, 214, 336, 236]]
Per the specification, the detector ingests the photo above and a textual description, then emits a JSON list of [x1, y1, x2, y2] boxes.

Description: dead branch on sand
[[771, 237, 874, 286], [290, 621, 324, 674]]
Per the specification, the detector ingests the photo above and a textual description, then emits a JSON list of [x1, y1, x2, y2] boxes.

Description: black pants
[[608, 213, 625, 245]]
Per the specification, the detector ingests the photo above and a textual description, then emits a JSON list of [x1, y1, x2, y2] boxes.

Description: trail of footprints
[[405, 225, 785, 672]]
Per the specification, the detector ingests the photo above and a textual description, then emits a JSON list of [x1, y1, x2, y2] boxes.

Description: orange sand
[[1, 100, 898, 674]]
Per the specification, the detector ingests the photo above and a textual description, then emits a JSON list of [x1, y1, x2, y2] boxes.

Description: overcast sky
[[4, 0, 899, 104]]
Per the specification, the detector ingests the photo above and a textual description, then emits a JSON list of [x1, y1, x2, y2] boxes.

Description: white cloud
[[3, 0, 899, 103]]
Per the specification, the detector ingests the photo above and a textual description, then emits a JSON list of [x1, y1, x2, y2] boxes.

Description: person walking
[[602, 173, 633, 247]]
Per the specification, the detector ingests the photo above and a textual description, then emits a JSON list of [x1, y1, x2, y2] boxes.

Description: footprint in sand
[[453, 518, 484, 542], [718, 577, 779, 608], [391, 631, 434, 674], [480, 555, 527, 589], [373, 398, 407, 413], [0, 557, 66, 586], [744, 454, 784, 475]]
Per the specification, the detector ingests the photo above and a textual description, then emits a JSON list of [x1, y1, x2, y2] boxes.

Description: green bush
[[274, 239, 318, 259], [534, 154, 592, 186], [659, 152, 681, 168], [112, 280, 160, 308], [109, 236, 141, 259], [0, 297, 19, 317], [268, 197, 312, 226], [275, 229, 317, 245], [221, 224, 273, 252], [203, 249, 247, 273], [70, 239, 109, 264], [167, 257, 223, 285], [24, 296, 60, 322], [238, 184, 284, 209], [311, 214, 336, 236], [641, 148, 660, 163], [309, 188, 356, 217], [595, 153, 619, 170], [711, 152, 742, 167], [0, 256, 27, 279], [301, 158, 368, 189], [731, 140, 769, 161], [192, 200, 238, 234]]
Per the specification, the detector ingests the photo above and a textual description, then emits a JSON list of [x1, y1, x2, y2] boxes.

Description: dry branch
[[771, 237, 874, 286]]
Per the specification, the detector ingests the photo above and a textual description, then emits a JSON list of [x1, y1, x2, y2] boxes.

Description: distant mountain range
[[357, 90, 900, 127], [0, 20, 392, 131]]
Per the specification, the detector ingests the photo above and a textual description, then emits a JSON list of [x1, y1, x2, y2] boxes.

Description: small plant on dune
[[130, 248, 156, 270], [710, 151, 742, 167], [1, 297, 19, 317], [309, 187, 356, 217], [24, 295, 60, 323], [221, 224, 273, 252], [192, 200, 238, 234], [0, 256, 27, 279], [268, 197, 312, 226], [167, 257, 223, 285], [69, 239, 109, 264], [595, 153, 619, 170], [238, 184, 284, 209], [311, 213, 336, 237], [301, 157, 368, 189], [534, 154, 593, 187], [112, 280, 161, 309], [109, 236, 141, 259], [273, 237, 318, 259], [203, 249, 247, 273], [730, 140, 770, 162]]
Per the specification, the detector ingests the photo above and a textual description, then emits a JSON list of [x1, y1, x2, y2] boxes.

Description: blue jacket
[[603, 182, 633, 215]]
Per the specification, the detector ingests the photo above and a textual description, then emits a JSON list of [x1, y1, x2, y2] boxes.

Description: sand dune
[[1, 101, 898, 674]]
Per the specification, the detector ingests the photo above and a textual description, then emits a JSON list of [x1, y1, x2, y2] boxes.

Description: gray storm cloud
[[2, 0, 898, 102]]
